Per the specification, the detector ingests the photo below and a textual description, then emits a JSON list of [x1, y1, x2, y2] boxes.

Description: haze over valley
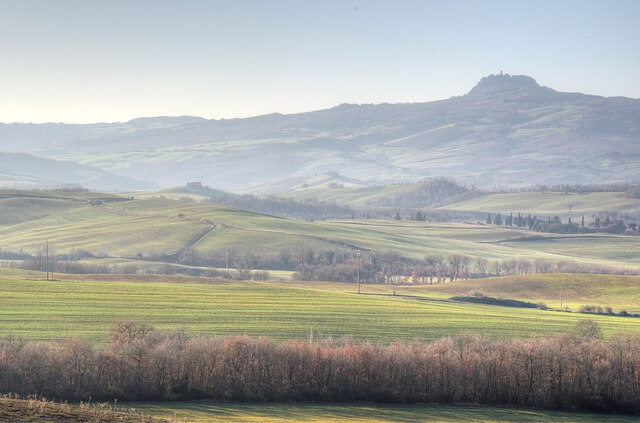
[[2, 1, 640, 421], [2, 73, 639, 192]]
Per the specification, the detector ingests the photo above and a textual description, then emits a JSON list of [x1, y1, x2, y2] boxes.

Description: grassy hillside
[[283, 179, 471, 208], [128, 402, 639, 423], [2, 275, 640, 344], [0, 189, 128, 227], [0, 396, 166, 422], [0, 190, 638, 271], [0, 151, 153, 191], [441, 191, 640, 219], [398, 273, 640, 311], [0, 203, 208, 257]]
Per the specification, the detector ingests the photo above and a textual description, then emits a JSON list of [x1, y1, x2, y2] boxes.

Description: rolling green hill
[[398, 273, 640, 311], [282, 178, 472, 208], [0, 190, 639, 271], [0, 151, 152, 191], [440, 191, 640, 220]]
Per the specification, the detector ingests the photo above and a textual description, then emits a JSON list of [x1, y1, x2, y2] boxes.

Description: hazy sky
[[1, 0, 639, 123]]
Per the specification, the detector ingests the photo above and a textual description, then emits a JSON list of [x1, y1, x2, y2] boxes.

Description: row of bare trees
[[295, 253, 640, 284], [1, 322, 639, 413]]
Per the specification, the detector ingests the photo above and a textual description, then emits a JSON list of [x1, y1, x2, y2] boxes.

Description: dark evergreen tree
[[494, 213, 503, 226], [486, 213, 492, 224]]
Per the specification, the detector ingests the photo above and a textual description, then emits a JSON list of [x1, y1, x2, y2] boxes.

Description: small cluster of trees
[[468, 257, 640, 278], [487, 212, 543, 229], [627, 185, 640, 198], [17, 256, 137, 275], [364, 178, 474, 208], [1, 322, 639, 413], [486, 212, 638, 235], [579, 304, 639, 318], [202, 255, 270, 281], [593, 216, 637, 234]]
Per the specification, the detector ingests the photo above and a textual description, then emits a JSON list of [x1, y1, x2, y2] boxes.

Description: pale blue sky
[[1, 0, 639, 123]]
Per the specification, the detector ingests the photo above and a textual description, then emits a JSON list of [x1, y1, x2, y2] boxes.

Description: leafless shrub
[[0, 321, 639, 413]]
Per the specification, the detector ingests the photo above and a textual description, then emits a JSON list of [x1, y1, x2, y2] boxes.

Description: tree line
[[294, 252, 640, 283], [1, 321, 639, 413], [14, 245, 639, 281], [491, 182, 638, 194], [486, 212, 638, 235]]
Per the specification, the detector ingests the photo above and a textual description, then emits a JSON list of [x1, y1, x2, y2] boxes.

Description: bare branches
[[1, 321, 639, 413]]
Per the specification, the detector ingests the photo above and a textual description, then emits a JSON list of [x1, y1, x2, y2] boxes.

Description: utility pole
[[51, 250, 55, 281], [560, 291, 563, 311], [45, 240, 49, 281], [356, 251, 361, 294], [226, 251, 230, 286]]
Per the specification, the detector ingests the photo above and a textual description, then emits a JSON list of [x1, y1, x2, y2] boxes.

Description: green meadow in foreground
[[2, 275, 640, 344], [126, 402, 640, 423]]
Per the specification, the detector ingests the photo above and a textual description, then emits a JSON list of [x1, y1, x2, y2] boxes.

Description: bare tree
[[233, 255, 255, 280]]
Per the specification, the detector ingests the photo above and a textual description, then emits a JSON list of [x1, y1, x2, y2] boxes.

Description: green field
[[0, 190, 638, 272], [283, 184, 403, 207], [396, 273, 640, 311], [2, 274, 640, 344], [441, 191, 640, 220], [126, 402, 640, 422]]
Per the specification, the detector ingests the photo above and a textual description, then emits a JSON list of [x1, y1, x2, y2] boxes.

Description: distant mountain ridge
[[0, 152, 153, 191], [1, 73, 638, 192]]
